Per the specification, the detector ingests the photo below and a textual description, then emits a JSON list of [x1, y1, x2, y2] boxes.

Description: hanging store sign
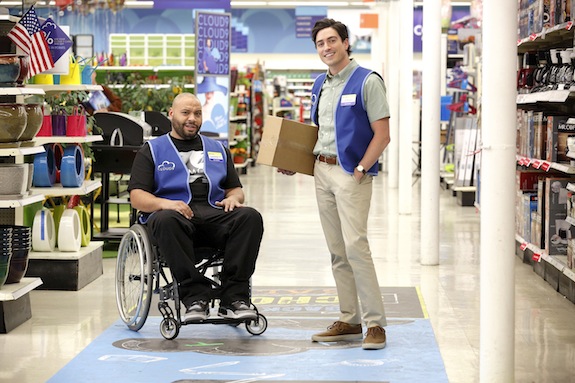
[[196, 11, 231, 75], [195, 11, 231, 137], [295, 7, 327, 39]]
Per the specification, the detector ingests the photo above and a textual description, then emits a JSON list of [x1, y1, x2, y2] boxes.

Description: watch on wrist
[[356, 165, 366, 174]]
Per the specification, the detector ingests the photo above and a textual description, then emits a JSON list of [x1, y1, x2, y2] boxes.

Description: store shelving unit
[[0, 277, 43, 333], [264, 69, 322, 123], [21, 86, 105, 291], [0, 87, 46, 332], [515, 21, 575, 304]]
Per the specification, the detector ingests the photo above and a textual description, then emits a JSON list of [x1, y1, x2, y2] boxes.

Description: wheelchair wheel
[[115, 224, 153, 331], [160, 317, 180, 340], [245, 314, 268, 335]]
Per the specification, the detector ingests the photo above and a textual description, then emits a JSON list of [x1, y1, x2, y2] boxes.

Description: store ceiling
[[0, 0, 472, 9]]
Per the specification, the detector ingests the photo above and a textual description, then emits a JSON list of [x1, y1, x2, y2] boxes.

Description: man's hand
[[277, 168, 296, 176], [216, 197, 244, 212], [162, 199, 194, 219]]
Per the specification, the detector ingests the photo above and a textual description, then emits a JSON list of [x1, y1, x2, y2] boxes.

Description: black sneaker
[[218, 300, 257, 320], [183, 300, 209, 322]]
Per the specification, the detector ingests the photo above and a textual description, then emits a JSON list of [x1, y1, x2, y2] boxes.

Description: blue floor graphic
[[48, 287, 448, 382]]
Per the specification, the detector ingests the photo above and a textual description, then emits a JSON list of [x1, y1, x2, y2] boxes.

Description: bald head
[[169, 92, 203, 140], [172, 92, 199, 108]]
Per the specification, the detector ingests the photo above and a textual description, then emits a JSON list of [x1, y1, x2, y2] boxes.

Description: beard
[[173, 121, 200, 140]]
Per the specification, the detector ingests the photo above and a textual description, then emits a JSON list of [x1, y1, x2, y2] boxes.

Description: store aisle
[[2, 164, 575, 382]]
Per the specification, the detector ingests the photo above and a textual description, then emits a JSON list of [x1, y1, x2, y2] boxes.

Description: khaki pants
[[314, 160, 387, 328]]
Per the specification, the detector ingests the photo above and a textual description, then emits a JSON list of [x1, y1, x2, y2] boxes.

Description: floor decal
[[48, 287, 447, 383]]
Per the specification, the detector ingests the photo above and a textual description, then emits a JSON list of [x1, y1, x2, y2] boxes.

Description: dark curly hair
[[311, 18, 352, 56]]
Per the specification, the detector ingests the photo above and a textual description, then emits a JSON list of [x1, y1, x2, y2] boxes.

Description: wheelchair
[[115, 223, 268, 340]]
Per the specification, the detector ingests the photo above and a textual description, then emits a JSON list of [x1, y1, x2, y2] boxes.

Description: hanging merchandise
[[441, 0, 452, 30], [470, 0, 483, 22], [57, 0, 126, 15]]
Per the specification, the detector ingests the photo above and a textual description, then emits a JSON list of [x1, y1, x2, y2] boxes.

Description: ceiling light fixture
[[231, 1, 267, 5], [123, 0, 154, 7], [268, 1, 349, 6]]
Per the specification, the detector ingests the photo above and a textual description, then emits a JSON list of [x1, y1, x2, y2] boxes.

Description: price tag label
[[529, 33, 538, 41], [549, 89, 570, 102], [532, 159, 542, 169], [541, 161, 551, 171], [567, 21, 573, 30], [520, 242, 528, 251], [532, 253, 541, 262], [517, 94, 525, 104]]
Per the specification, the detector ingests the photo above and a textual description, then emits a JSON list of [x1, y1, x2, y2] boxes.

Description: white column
[[369, 2, 390, 173], [370, 3, 387, 75], [480, 0, 516, 381], [420, 0, 441, 265], [387, 0, 400, 188], [398, 0, 413, 214]]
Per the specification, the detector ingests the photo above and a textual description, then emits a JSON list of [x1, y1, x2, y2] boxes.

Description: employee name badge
[[341, 94, 356, 107], [207, 151, 224, 162]]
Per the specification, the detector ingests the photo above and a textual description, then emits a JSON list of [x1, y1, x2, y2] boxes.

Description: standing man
[[128, 93, 264, 323], [282, 18, 391, 350]]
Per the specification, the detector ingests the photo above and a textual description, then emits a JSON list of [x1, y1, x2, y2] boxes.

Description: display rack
[[264, 69, 322, 124], [0, 87, 46, 332], [515, 21, 575, 304], [21, 86, 105, 291]]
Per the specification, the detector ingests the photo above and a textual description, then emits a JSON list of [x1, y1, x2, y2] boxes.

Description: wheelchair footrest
[[158, 301, 175, 321]]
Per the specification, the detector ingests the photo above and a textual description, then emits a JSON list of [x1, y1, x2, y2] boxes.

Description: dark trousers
[[146, 204, 263, 307]]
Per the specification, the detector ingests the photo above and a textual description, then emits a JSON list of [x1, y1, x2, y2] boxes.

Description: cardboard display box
[[256, 116, 318, 176], [544, 177, 575, 256]]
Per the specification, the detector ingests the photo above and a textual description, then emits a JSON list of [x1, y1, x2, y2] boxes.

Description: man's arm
[[359, 117, 390, 170], [130, 189, 193, 220]]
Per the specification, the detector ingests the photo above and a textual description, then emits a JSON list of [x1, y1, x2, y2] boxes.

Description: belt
[[316, 154, 338, 165]]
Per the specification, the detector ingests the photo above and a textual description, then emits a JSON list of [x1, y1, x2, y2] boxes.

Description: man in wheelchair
[[127, 92, 264, 323]]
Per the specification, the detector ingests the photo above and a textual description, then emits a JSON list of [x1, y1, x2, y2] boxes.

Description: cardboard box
[[256, 116, 318, 176], [545, 115, 569, 162], [544, 177, 575, 256]]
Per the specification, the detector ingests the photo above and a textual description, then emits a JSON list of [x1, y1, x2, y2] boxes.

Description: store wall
[[34, 7, 469, 56]]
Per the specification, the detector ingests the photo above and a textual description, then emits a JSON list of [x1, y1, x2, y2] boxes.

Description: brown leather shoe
[[311, 321, 363, 342], [362, 326, 386, 349]]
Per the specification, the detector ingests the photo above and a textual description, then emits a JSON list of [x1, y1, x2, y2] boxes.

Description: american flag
[[7, 6, 54, 78]]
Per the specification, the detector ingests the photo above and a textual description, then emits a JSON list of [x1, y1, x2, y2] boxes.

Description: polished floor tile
[[2, 164, 575, 382]]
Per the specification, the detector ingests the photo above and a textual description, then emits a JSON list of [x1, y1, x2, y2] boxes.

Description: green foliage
[[109, 73, 187, 113]]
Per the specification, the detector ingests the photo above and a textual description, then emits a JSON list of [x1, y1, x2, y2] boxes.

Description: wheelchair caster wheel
[[245, 314, 267, 335], [160, 317, 180, 340]]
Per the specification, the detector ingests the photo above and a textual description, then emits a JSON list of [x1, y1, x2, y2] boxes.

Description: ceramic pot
[[6, 248, 30, 284], [0, 103, 27, 142], [20, 104, 43, 142], [16, 55, 29, 84], [0, 251, 11, 287], [0, 225, 30, 284], [0, 164, 29, 195], [0, 54, 21, 84]]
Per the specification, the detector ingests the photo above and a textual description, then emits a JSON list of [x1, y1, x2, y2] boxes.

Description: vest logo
[[158, 161, 175, 171]]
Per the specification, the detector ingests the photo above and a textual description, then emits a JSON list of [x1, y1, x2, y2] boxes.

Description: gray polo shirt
[[313, 59, 390, 157]]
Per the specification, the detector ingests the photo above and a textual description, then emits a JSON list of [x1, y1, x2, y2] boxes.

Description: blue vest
[[311, 66, 380, 175], [139, 134, 227, 223]]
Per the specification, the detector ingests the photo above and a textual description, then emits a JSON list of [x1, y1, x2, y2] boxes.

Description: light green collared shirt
[[313, 59, 390, 157]]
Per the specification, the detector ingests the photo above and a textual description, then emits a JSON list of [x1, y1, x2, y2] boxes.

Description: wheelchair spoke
[[116, 225, 154, 331]]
